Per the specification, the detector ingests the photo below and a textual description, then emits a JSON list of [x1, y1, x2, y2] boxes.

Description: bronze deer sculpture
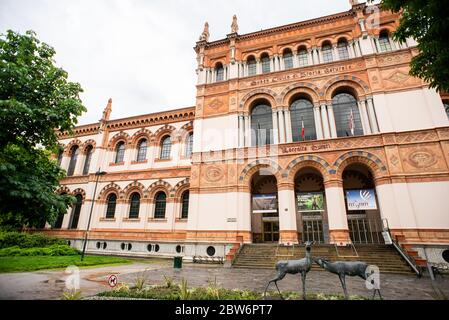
[[264, 241, 314, 300]]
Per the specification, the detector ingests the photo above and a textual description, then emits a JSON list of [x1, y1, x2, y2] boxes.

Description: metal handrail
[[382, 219, 422, 277]]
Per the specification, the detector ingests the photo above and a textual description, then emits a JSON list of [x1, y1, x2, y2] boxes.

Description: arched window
[[337, 39, 350, 60], [290, 99, 317, 141], [215, 63, 224, 81], [443, 100, 449, 118], [378, 31, 392, 52], [261, 53, 270, 73], [283, 49, 293, 70], [128, 192, 140, 219], [67, 146, 79, 176], [69, 194, 83, 229], [115, 141, 125, 164], [106, 194, 117, 219], [251, 103, 273, 146], [322, 42, 333, 63], [181, 191, 189, 219], [57, 149, 63, 166], [247, 56, 257, 76], [160, 135, 171, 160], [136, 139, 147, 162], [298, 47, 308, 67], [332, 93, 364, 137], [154, 191, 167, 219], [185, 132, 193, 158], [82, 145, 93, 175]]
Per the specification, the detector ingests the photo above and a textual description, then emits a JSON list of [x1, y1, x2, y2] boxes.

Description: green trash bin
[[174, 256, 183, 269]]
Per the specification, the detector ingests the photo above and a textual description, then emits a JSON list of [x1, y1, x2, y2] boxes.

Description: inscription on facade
[[281, 144, 331, 154]]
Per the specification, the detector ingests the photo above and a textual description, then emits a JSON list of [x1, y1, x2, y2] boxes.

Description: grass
[[0, 255, 131, 273]]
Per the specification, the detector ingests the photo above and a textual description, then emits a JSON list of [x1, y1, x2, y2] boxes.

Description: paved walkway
[[0, 259, 448, 300]]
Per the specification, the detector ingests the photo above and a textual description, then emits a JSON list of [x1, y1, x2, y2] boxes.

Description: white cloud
[[0, 0, 354, 125]]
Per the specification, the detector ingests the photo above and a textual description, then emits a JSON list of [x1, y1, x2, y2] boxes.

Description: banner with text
[[252, 194, 278, 213], [346, 189, 377, 211], [297, 192, 325, 212]]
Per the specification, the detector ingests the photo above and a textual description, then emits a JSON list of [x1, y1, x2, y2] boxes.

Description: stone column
[[320, 104, 330, 139], [272, 111, 279, 145], [358, 99, 372, 135], [270, 57, 275, 72], [307, 49, 312, 66], [238, 114, 245, 148], [278, 109, 286, 144], [348, 41, 355, 59], [292, 52, 299, 68], [279, 56, 285, 71], [327, 104, 338, 138], [366, 98, 380, 133], [256, 59, 262, 74], [324, 182, 350, 245], [332, 44, 338, 62], [313, 106, 323, 140], [278, 186, 299, 245], [284, 108, 293, 143], [244, 114, 250, 147]]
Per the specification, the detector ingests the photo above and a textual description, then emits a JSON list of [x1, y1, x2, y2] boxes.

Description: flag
[[301, 119, 305, 140], [348, 109, 354, 136]]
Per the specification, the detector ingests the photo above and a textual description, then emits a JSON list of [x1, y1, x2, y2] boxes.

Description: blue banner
[[346, 189, 377, 211]]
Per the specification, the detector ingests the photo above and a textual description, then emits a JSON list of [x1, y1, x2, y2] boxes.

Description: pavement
[[0, 258, 448, 300]]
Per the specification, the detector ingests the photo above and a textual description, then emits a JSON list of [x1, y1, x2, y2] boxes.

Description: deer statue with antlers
[[264, 241, 314, 300]]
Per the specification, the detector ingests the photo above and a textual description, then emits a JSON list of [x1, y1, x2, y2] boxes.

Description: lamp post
[[81, 169, 107, 261]]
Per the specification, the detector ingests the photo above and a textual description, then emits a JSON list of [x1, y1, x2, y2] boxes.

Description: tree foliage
[[378, 0, 449, 92], [0, 30, 86, 228]]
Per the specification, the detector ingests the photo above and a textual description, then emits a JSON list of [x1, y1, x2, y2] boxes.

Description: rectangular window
[[298, 50, 308, 67], [283, 55, 293, 69], [261, 58, 270, 73], [322, 48, 333, 63], [248, 61, 256, 76]]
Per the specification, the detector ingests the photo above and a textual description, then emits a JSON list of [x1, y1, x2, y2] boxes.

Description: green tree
[[376, 0, 449, 92], [0, 30, 86, 229]]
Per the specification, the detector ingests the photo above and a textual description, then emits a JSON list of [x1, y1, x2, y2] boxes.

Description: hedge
[[0, 232, 66, 249], [0, 244, 80, 257]]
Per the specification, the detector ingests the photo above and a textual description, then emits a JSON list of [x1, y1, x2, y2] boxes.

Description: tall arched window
[[82, 145, 93, 175], [67, 146, 79, 176], [57, 149, 63, 166], [247, 56, 257, 76], [298, 47, 308, 67], [160, 136, 171, 159], [115, 141, 125, 164], [136, 139, 147, 162], [332, 93, 364, 137], [322, 42, 333, 63], [290, 98, 317, 141], [337, 39, 350, 60], [215, 63, 224, 81], [443, 100, 449, 119], [251, 103, 273, 146], [69, 194, 83, 229], [129, 192, 140, 219], [106, 193, 117, 219], [378, 31, 392, 52], [261, 53, 270, 73], [181, 191, 189, 219], [283, 49, 293, 70], [185, 133, 193, 158], [154, 191, 167, 219]]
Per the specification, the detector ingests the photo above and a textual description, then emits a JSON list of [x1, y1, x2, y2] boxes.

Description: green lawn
[[0, 255, 131, 273]]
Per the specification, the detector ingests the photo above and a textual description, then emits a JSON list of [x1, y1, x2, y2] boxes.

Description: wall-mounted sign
[[297, 192, 325, 212], [346, 189, 377, 211], [252, 194, 278, 213]]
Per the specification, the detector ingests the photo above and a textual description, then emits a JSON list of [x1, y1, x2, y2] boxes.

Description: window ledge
[[109, 162, 125, 166], [122, 217, 141, 222], [100, 217, 116, 222], [131, 159, 148, 165], [176, 218, 188, 222], [155, 158, 172, 162], [148, 218, 167, 222]]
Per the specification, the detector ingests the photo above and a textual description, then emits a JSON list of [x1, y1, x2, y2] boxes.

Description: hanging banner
[[297, 192, 325, 212], [252, 194, 278, 213], [346, 189, 377, 211]]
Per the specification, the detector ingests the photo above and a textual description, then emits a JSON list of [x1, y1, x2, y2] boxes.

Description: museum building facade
[[46, 2, 449, 266]]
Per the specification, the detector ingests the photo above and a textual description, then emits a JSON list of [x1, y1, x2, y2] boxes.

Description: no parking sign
[[108, 274, 118, 288]]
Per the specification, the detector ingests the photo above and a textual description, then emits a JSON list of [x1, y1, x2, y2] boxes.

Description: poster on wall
[[297, 192, 325, 212], [346, 189, 377, 211], [252, 194, 278, 213]]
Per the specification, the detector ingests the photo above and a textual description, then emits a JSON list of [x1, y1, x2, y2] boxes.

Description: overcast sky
[[1, 0, 362, 125]]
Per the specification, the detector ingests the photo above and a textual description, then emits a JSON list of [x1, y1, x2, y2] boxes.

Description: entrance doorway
[[342, 164, 384, 244], [294, 168, 329, 244], [251, 171, 279, 243]]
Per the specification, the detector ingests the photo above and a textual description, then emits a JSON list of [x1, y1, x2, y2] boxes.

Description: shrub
[[0, 244, 80, 256], [0, 232, 66, 249], [61, 290, 82, 300]]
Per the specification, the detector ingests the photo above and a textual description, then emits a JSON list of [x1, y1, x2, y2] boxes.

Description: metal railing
[[347, 216, 384, 244], [302, 216, 325, 244]]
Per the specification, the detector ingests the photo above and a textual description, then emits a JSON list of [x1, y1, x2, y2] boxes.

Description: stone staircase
[[232, 243, 415, 275]]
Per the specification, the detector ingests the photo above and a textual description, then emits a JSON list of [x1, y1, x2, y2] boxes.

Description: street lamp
[[81, 169, 107, 261]]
